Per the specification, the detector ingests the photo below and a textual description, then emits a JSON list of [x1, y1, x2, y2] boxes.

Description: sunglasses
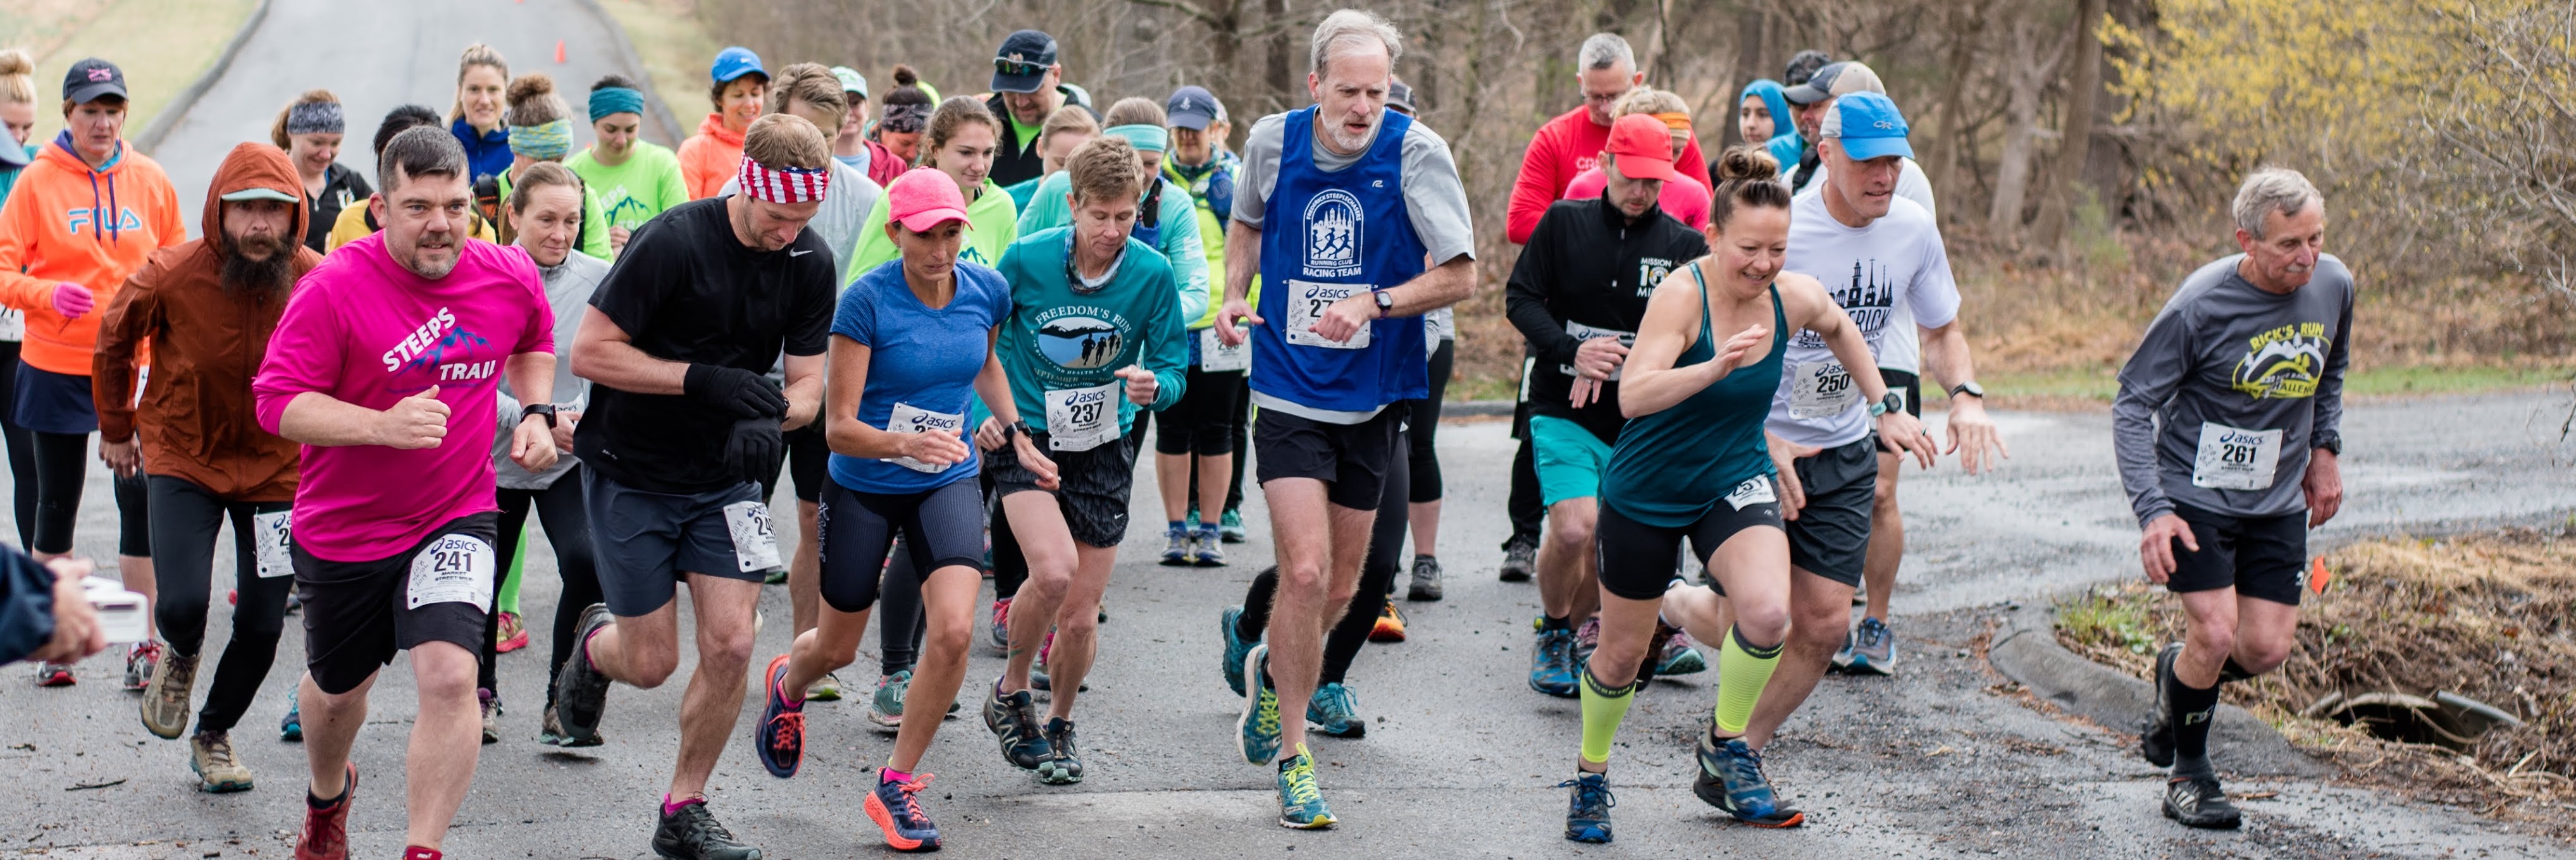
[[994, 58, 1050, 78]]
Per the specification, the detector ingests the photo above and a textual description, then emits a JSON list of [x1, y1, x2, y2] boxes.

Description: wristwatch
[[2315, 433, 2342, 457], [1373, 290, 1396, 318], [1868, 391, 1904, 417], [521, 403, 558, 428], [1012, 419, 1035, 441], [1948, 380, 1986, 400]]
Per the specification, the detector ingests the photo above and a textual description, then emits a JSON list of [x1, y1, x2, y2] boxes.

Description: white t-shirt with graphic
[[1796, 157, 1938, 372], [1768, 192, 1959, 449]]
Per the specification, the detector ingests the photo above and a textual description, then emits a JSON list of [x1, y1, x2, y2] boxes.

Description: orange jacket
[[676, 113, 745, 200], [0, 136, 185, 375]]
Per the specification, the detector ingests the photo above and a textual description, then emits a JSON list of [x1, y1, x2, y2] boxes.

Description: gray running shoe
[[1406, 555, 1444, 601]]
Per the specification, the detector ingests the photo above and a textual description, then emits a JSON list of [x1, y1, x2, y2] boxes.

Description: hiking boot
[[189, 730, 254, 793], [1406, 555, 1444, 601], [141, 649, 199, 739]]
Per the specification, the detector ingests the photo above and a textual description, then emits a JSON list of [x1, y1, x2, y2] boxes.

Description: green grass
[[2055, 584, 2160, 658], [596, 0, 723, 145], [11, 0, 261, 148]]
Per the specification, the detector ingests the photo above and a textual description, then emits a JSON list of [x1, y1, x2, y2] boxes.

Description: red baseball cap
[[887, 167, 972, 233], [1604, 113, 1685, 183]]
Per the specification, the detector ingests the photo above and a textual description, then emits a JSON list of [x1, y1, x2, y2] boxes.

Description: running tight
[[0, 342, 36, 548], [482, 469, 603, 705], [30, 431, 148, 556], [1235, 414, 1412, 685], [146, 476, 290, 734]]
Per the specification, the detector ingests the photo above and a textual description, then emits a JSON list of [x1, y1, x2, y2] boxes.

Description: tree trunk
[[1262, 0, 1295, 118], [1928, 1, 1985, 212], [2033, 0, 2108, 249], [1728, 6, 1772, 149]]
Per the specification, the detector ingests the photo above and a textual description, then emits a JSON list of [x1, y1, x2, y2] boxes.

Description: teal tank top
[[1600, 265, 1789, 528]]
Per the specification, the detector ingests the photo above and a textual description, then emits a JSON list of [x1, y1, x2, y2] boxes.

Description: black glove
[[724, 417, 785, 485], [684, 364, 786, 419]]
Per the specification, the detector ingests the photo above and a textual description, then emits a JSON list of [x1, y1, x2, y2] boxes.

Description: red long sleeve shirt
[[1504, 106, 1709, 245]]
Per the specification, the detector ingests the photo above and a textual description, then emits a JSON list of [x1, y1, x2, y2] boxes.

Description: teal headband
[[1106, 123, 1167, 154], [588, 87, 645, 123], [509, 118, 575, 161]]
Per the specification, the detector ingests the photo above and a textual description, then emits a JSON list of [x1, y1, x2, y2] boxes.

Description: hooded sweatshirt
[[1737, 80, 1803, 178], [677, 114, 747, 200], [0, 133, 187, 376], [452, 118, 513, 188], [93, 142, 317, 501]]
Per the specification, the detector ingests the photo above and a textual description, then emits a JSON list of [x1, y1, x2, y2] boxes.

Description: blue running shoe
[[1559, 771, 1616, 843], [864, 771, 941, 851], [755, 654, 804, 778], [981, 677, 1053, 771], [1220, 508, 1247, 543], [1037, 717, 1085, 785], [1161, 522, 1194, 566], [1693, 734, 1805, 827], [1238, 644, 1282, 765], [1220, 605, 1257, 697], [1529, 629, 1578, 698], [1308, 682, 1364, 738], [1843, 617, 1897, 675], [1275, 743, 1337, 829], [1193, 525, 1227, 566], [278, 691, 302, 742]]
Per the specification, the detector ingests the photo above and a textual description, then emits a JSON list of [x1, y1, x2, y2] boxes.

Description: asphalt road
[[7, 391, 2575, 859], [145, 0, 662, 236]]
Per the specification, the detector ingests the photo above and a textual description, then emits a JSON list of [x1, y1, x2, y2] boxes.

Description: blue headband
[[509, 118, 575, 161], [588, 87, 645, 123], [1106, 123, 1167, 154]]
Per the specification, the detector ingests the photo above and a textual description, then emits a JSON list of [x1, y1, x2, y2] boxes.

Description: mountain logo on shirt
[[2232, 321, 2329, 399], [1791, 258, 1897, 349], [1301, 189, 1363, 278], [1037, 314, 1125, 369]]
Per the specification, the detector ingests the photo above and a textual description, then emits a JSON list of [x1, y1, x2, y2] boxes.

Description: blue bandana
[[588, 87, 645, 123], [1106, 123, 1168, 154]]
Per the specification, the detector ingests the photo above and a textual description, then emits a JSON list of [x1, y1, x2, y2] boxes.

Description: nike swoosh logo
[[788, 249, 814, 257]]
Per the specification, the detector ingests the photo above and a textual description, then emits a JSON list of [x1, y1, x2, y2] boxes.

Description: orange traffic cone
[[555, 40, 567, 63]]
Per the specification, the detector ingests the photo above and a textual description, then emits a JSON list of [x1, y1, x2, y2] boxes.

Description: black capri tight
[[817, 477, 984, 615], [31, 431, 147, 556], [146, 476, 290, 734], [483, 468, 604, 704], [1402, 338, 1452, 503]]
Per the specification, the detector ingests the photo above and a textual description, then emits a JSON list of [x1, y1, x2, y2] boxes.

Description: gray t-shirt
[[1232, 109, 1477, 267], [2114, 254, 2352, 526], [494, 249, 610, 490]]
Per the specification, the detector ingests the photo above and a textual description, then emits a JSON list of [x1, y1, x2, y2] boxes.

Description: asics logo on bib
[[1793, 258, 1897, 349], [380, 308, 460, 371], [65, 206, 146, 236], [1301, 190, 1364, 277], [2231, 322, 2330, 398]]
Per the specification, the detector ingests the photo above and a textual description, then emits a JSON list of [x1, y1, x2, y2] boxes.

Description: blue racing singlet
[[1253, 106, 1429, 413]]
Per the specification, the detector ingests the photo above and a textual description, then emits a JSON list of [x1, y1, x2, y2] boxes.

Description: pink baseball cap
[[887, 167, 972, 233]]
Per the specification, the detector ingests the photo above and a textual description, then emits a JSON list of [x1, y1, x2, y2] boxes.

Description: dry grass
[[4, 0, 259, 149], [2057, 529, 2576, 832], [592, 0, 722, 146]]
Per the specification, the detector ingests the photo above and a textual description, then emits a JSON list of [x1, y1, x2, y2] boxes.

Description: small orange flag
[[2308, 556, 2332, 594], [555, 40, 567, 63]]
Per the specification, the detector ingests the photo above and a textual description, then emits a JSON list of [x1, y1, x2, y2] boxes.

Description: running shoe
[[1220, 508, 1247, 543], [294, 764, 355, 860], [1657, 630, 1709, 677], [1238, 644, 1283, 765], [2162, 776, 2243, 829], [1528, 628, 1578, 698], [1573, 617, 1601, 668], [869, 670, 945, 729], [32, 661, 74, 687], [189, 730, 253, 793], [1308, 682, 1364, 738], [1692, 734, 1804, 827], [279, 692, 303, 742], [141, 649, 199, 739], [805, 671, 843, 703], [864, 771, 941, 852], [1274, 743, 1336, 829], [2140, 642, 2181, 768], [988, 598, 1012, 651], [1220, 605, 1257, 697], [1193, 525, 1227, 566], [652, 800, 761, 860], [1559, 771, 1615, 843], [124, 640, 160, 691], [1368, 603, 1406, 642], [1406, 555, 1444, 601], [285, 590, 301, 614], [1037, 717, 1085, 784], [1835, 617, 1897, 675], [764, 568, 789, 585], [494, 611, 529, 653], [982, 678, 1053, 770], [1028, 630, 1084, 692], [552, 603, 616, 746], [1161, 522, 1195, 566], [478, 688, 500, 744], [1499, 538, 1537, 582], [756, 654, 803, 778]]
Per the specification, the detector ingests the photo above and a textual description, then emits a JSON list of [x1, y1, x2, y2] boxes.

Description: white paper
[[1043, 382, 1120, 452], [1283, 280, 1371, 350], [722, 500, 784, 574], [253, 510, 294, 579], [1725, 475, 1778, 510], [2191, 422, 2283, 491], [405, 534, 495, 612], [1557, 321, 1640, 381], [1199, 326, 1250, 372], [882, 402, 967, 474], [1788, 360, 1861, 419]]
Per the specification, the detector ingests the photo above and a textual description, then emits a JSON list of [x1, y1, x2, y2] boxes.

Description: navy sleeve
[[0, 546, 57, 666]]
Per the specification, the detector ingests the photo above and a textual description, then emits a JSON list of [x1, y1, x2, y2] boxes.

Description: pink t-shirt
[[1564, 166, 1712, 231], [254, 234, 554, 562]]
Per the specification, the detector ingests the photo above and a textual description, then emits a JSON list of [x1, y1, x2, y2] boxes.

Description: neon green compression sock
[[495, 525, 528, 616], [1712, 624, 1784, 735], [1578, 665, 1638, 765]]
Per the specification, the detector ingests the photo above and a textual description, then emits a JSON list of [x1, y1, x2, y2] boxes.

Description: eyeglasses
[[994, 58, 1049, 78]]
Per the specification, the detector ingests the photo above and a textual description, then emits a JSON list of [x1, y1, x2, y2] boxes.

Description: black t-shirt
[[575, 196, 834, 493], [1504, 197, 1709, 444]]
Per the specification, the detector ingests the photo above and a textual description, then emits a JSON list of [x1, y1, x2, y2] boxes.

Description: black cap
[[991, 30, 1060, 94], [1782, 61, 1850, 105], [63, 58, 128, 104], [1783, 50, 1832, 88], [1387, 79, 1416, 116]]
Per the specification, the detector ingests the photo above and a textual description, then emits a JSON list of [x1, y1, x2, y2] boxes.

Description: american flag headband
[[738, 158, 832, 204]]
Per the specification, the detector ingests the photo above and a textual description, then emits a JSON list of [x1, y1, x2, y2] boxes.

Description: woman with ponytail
[[270, 89, 369, 252]]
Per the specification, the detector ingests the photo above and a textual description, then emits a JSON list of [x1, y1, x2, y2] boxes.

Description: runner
[[328, 106, 498, 252], [269, 90, 370, 253], [551, 114, 836, 860], [979, 135, 1186, 785], [753, 167, 1018, 851], [846, 98, 1017, 276], [679, 46, 769, 199], [449, 44, 513, 187], [1382, 80, 1450, 607], [252, 125, 559, 860], [1737, 78, 1800, 175], [567, 74, 688, 255], [1769, 49, 1833, 192], [890, 64, 941, 105], [1563, 146, 1925, 840], [984, 29, 1086, 188], [1213, 9, 1477, 828], [0, 49, 40, 554], [1160, 85, 1257, 551], [485, 162, 608, 748], [829, 66, 908, 188], [491, 74, 612, 259], [872, 83, 932, 168], [1562, 89, 1711, 231], [0, 58, 183, 689], [1505, 114, 1710, 699], [1001, 105, 1098, 211], [97, 142, 318, 792], [1720, 94, 2002, 818], [2118, 168, 2348, 830]]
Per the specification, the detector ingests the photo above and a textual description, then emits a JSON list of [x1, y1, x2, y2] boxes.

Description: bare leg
[[1576, 589, 1664, 773], [1197, 453, 1234, 528], [781, 603, 874, 694], [667, 574, 762, 799], [581, 599, 683, 690], [790, 500, 822, 636], [888, 564, 981, 771], [1156, 452, 1193, 523], [2174, 590, 2300, 687], [300, 670, 378, 800], [1740, 568, 1856, 749], [998, 491, 1076, 693], [121, 555, 158, 639], [1043, 544, 1117, 718], [1259, 477, 1373, 760], [1408, 498, 1441, 560], [1862, 452, 1902, 620], [1537, 498, 1601, 622], [402, 641, 483, 849]]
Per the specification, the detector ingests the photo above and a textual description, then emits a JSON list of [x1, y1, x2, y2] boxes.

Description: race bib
[[722, 500, 784, 573], [1725, 475, 1778, 510], [882, 402, 967, 474], [1199, 326, 1250, 372], [253, 510, 293, 579], [2192, 422, 2282, 491], [1557, 321, 1639, 381], [1044, 383, 1119, 452], [1788, 360, 1861, 419], [406, 534, 494, 611], [1284, 280, 1372, 350]]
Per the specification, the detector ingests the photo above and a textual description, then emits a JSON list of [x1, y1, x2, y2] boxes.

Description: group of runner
[[0, 6, 2355, 855]]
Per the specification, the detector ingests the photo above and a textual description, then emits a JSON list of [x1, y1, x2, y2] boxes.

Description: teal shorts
[[1528, 414, 1616, 507]]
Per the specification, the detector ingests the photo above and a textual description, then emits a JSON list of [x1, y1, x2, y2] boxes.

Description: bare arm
[[502, 352, 559, 471], [781, 352, 822, 431], [1214, 219, 1265, 345], [1918, 319, 2006, 473], [278, 388, 448, 450], [1614, 266, 1731, 419], [569, 305, 686, 395]]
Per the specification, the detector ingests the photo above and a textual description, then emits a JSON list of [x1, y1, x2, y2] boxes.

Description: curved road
[[148, 0, 669, 230]]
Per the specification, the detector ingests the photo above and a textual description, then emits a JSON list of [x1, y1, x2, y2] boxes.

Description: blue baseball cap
[[1165, 85, 1220, 130], [1821, 92, 1912, 161], [711, 47, 766, 85]]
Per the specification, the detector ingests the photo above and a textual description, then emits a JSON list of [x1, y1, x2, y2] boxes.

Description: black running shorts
[[989, 430, 1137, 548], [2164, 501, 2308, 606], [1785, 437, 1879, 587], [1595, 480, 1785, 601], [1253, 407, 1401, 510], [816, 477, 986, 613], [297, 513, 500, 695]]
